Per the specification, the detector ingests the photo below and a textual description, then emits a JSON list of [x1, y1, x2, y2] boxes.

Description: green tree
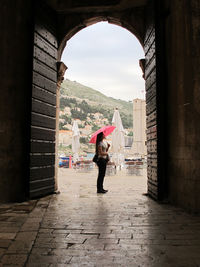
[[71, 108, 87, 120], [89, 114, 95, 120], [60, 97, 77, 110], [80, 137, 89, 144], [127, 131, 133, 136], [92, 125, 99, 132], [60, 114, 72, 124], [59, 121, 65, 130]]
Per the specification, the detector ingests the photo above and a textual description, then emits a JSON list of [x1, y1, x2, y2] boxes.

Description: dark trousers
[[97, 158, 107, 190]]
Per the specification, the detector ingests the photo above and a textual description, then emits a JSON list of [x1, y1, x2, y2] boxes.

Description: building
[[59, 130, 72, 146], [132, 99, 147, 156]]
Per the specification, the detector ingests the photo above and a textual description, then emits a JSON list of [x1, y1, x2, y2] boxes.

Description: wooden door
[[145, 0, 166, 200], [145, 0, 159, 200], [29, 2, 58, 198]]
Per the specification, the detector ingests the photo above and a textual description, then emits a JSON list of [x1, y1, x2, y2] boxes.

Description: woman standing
[[96, 132, 110, 193]]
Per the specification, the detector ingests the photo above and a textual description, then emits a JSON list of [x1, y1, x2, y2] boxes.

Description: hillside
[[59, 79, 133, 155], [60, 79, 133, 128]]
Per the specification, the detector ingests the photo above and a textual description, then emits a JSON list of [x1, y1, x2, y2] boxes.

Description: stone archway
[[29, 0, 165, 201], [57, 13, 145, 61]]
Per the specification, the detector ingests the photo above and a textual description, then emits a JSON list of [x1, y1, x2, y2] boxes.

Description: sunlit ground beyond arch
[[58, 168, 147, 196]]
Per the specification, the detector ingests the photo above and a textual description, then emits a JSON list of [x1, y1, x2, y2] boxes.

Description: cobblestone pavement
[[0, 167, 200, 266]]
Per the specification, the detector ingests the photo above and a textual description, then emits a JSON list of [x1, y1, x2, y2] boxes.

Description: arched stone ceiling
[[45, 0, 147, 14], [54, 2, 147, 59]]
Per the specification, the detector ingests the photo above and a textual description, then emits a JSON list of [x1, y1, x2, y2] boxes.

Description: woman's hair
[[95, 132, 104, 154]]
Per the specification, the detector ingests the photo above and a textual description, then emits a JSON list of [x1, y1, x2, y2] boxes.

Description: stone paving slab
[[0, 168, 200, 266]]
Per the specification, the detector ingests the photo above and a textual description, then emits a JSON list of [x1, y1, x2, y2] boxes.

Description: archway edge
[[57, 13, 145, 60]]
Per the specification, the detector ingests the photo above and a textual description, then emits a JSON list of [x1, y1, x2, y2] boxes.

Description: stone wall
[[0, 0, 146, 203], [0, 0, 34, 202], [1, 0, 200, 212], [56, 7, 145, 60], [165, 0, 200, 212]]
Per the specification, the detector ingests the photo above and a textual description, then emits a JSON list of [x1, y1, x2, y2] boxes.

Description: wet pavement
[[0, 167, 200, 266]]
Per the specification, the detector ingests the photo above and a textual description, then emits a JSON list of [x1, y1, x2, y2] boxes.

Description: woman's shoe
[[97, 189, 107, 193], [102, 189, 108, 193]]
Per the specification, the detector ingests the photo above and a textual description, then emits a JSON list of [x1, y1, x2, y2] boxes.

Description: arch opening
[[57, 21, 147, 194]]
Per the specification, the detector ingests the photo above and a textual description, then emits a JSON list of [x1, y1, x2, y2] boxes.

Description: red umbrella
[[89, 125, 116, 144]]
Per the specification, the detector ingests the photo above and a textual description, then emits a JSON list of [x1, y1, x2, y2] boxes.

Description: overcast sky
[[61, 22, 145, 102]]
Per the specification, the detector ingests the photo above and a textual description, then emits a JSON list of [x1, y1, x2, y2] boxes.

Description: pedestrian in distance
[[95, 132, 110, 193]]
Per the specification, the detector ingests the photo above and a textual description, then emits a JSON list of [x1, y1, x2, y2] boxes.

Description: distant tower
[[132, 99, 147, 156]]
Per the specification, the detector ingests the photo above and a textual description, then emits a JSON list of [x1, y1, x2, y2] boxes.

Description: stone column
[[139, 58, 145, 80], [55, 62, 67, 191]]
